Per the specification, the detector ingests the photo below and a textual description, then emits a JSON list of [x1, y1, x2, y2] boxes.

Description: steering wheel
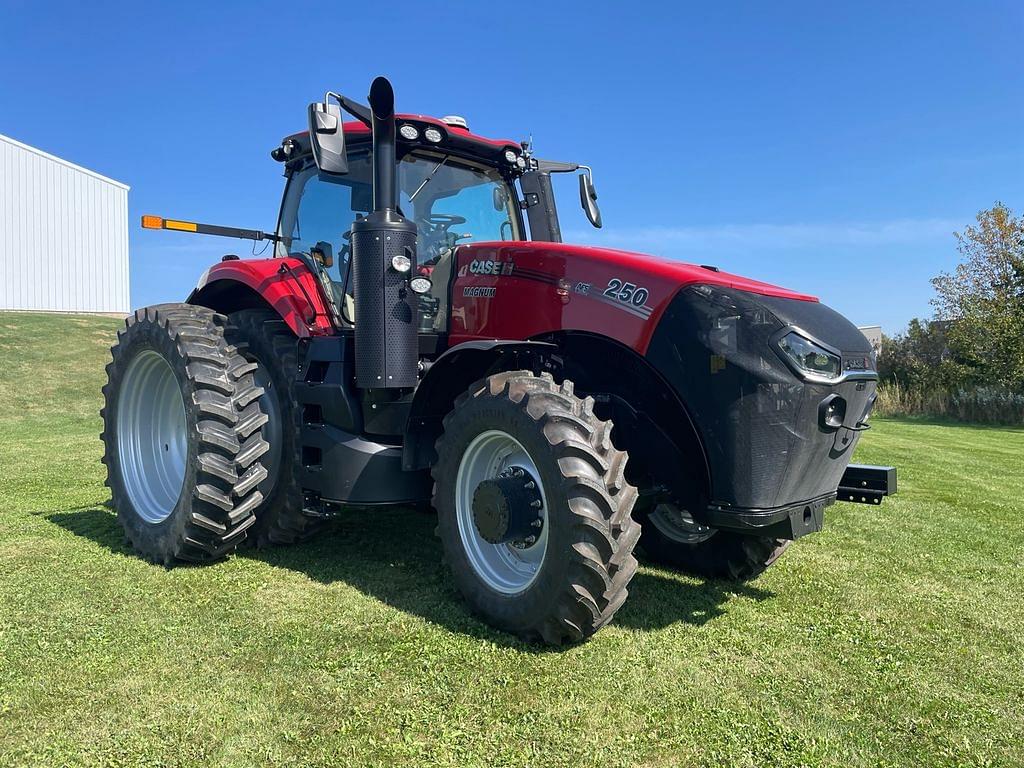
[[417, 213, 469, 263], [421, 213, 467, 230]]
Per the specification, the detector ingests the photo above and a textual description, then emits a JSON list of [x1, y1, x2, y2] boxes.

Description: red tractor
[[102, 77, 895, 644]]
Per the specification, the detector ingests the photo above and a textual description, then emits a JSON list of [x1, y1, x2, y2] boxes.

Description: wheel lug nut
[[524, 481, 536, 490], [525, 535, 536, 544], [531, 519, 542, 528], [530, 500, 542, 508]]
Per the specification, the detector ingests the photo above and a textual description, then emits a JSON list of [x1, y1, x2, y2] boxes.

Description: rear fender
[[187, 258, 335, 338]]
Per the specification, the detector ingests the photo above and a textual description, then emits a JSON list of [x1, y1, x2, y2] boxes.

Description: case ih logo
[[468, 259, 514, 276]]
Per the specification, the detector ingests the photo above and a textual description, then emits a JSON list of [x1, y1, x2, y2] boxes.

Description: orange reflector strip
[[164, 219, 198, 232], [141, 215, 163, 229]]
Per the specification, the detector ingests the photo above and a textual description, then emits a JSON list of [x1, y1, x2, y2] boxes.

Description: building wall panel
[[1, 134, 129, 313]]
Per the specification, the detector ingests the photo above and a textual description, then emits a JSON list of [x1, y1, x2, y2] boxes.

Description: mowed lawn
[[1, 311, 1022, 768]]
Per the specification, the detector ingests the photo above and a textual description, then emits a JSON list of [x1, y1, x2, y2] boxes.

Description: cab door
[[276, 156, 373, 324]]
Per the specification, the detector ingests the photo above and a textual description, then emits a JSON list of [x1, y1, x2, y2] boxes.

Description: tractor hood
[[449, 238, 876, 522], [459, 241, 817, 303]]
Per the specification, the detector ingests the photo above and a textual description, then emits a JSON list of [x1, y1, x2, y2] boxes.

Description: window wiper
[[409, 156, 447, 202]]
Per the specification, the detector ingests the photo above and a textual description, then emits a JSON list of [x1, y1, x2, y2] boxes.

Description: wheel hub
[[455, 430, 549, 594], [471, 466, 543, 545]]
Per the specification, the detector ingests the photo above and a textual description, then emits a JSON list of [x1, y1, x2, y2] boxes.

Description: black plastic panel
[[296, 335, 360, 434], [705, 493, 835, 539], [301, 423, 430, 504], [295, 335, 429, 505], [647, 285, 878, 511]]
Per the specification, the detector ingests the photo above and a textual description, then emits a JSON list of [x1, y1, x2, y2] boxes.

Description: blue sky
[[2, 1, 1021, 333]]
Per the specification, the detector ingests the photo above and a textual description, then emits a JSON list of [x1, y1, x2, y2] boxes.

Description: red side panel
[[197, 258, 334, 337], [447, 242, 817, 354]]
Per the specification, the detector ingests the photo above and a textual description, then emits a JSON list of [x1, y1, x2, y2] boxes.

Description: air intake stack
[[351, 77, 419, 390]]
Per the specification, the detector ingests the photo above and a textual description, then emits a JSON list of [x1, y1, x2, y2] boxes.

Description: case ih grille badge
[[467, 259, 515, 276]]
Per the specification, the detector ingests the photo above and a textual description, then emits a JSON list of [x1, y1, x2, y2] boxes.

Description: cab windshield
[[275, 149, 520, 329], [277, 150, 519, 263], [399, 151, 520, 262]]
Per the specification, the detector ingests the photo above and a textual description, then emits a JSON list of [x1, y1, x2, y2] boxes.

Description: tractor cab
[[269, 106, 601, 341], [272, 123, 531, 333]]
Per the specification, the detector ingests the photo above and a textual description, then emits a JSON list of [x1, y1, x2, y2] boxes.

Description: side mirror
[[308, 97, 348, 175], [579, 171, 602, 229]]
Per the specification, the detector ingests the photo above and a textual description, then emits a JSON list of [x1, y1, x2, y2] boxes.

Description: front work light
[[409, 276, 433, 294], [423, 127, 443, 143], [391, 254, 412, 273], [504, 149, 517, 164], [399, 124, 419, 140], [778, 331, 842, 382]]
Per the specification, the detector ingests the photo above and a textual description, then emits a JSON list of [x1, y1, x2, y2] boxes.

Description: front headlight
[[778, 331, 841, 382]]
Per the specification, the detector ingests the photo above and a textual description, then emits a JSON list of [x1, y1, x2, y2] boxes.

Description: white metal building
[[858, 325, 883, 354], [1, 134, 130, 314]]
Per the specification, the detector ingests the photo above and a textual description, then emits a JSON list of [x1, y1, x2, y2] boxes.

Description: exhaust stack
[[351, 76, 419, 390]]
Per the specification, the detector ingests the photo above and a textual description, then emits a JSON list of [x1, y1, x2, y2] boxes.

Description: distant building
[[858, 325, 882, 354], [1, 134, 130, 314]]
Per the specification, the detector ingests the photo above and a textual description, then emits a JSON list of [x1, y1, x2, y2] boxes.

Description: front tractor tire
[[640, 503, 790, 581], [101, 304, 269, 564], [432, 371, 640, 645], [224, 309, 319, 546]]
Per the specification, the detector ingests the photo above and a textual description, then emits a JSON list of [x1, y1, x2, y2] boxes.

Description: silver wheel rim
[[116, 350, 187, 524], [648, 503, 716, 545], [455, 430, 549, 594]]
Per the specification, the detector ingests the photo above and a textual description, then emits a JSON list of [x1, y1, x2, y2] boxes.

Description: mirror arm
[[337, 94, 372, 127], [324, 90, 372, 127], [534, 159, 579, 174]]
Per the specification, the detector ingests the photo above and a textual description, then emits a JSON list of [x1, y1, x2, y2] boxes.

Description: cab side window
[[277, 165, 371, 287]]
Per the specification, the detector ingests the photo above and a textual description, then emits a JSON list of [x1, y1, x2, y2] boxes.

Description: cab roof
[[284, 114, 522, 167]]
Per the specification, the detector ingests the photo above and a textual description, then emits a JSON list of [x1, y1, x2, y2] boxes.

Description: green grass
[[1, 311, 1022, 768]]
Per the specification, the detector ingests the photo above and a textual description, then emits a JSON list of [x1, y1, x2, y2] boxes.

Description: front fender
[[402, 340, 557, 470]]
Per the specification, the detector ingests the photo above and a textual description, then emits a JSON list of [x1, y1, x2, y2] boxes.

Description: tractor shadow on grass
[[45, 502, 135, 557], [239, 506, 775, 645], [47, 504, 773, 649]]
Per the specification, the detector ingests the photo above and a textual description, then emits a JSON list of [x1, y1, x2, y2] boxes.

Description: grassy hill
[[1, 311, 1022, 767]]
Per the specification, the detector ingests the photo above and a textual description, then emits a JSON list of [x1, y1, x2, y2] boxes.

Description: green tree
[[877, 318, 970, 390], [931, 202, 1024, 389]]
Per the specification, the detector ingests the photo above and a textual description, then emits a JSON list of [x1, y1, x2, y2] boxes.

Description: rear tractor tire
[[101, 304, 270, 564], [640, 502, 790, 581], [432, 371, 641, 645], [225, 309, 320, 546]]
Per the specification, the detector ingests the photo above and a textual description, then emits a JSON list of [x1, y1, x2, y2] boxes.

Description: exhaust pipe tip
[[368, 76, 395, 120], [352, 75, 418, 391]]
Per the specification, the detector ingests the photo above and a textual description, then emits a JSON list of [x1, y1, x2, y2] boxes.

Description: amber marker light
[[163, 219, 198, 232]]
